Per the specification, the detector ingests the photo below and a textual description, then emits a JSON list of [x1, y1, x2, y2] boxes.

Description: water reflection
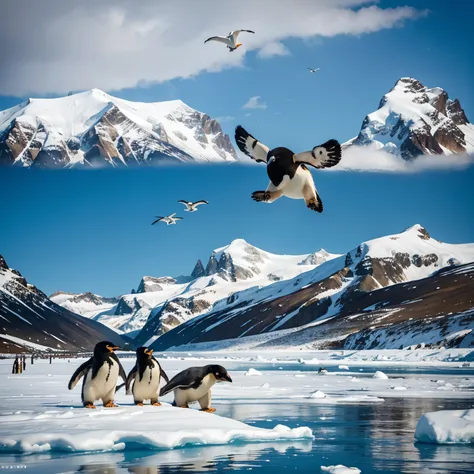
[[1, 399, 473, 474]]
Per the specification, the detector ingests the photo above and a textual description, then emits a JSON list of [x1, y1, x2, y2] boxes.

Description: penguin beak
[[107, 345, 120, 352], [145, 349, 153, 357], [221, 373, 232, 383]]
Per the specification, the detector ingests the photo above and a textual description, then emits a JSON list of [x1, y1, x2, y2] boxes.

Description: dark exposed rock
[[191, 260, 206, 279], [205, 255, 218, 276]]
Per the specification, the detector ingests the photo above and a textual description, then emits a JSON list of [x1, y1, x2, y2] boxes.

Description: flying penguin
[[234, 125, 341, 212], [178, 200, 209, 212], [204, 30, 255, 52], [125, 347, 169, 406], [159, 364, 232, 412], [152, 213, 183, 225], [68, 341, 126, 409], [308, 68, 320, 73]]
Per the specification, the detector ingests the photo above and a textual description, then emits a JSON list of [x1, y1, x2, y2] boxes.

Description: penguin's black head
[[267, 146, 295, 165], [94, 341, 120, 356], [207, 364, 232, 383], [137, 346, 154, 359]]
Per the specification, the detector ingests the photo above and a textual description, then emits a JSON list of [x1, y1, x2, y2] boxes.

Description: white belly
[[282, 167, 315, 199], [175, 374, 216, 404], [133, 362, 161, 400], [83, 359, 119, 402]]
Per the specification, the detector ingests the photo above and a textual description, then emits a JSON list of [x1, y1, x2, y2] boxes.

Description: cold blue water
[[1, 397, 473, 474]]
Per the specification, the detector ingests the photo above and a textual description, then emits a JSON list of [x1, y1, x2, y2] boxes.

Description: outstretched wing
[[152, 217, 164, 225], [204, 36, 229, 44], [178, 200, 190, 206], [68, 358, 92, 390], [159, 368, 202, 397], [169, 213, 176, 219], [125, 365, 137, 395], [235, 125, 269, 163], [293, 139, 341, 169], [231, 29, 255, 41], [174, 217, 183, 221], [193, 200, 209, 207]]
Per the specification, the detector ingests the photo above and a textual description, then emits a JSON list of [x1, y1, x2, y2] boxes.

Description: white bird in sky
[[152, 213, 183, 226], [308, 68, 320, 73], [204, 30, 255, 52], [178, 200, 209, 212]]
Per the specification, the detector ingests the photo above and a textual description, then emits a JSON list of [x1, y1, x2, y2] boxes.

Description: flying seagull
[[152, 213, 183, 225], [308, 68, 320, 73], [235, 125, 341, 213], [204, 30, 255, 52], [178, 200, 209, 212]]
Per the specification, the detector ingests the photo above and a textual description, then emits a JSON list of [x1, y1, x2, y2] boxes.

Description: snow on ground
[[415, 409, 474, 444], [0, 350, 472, 455]]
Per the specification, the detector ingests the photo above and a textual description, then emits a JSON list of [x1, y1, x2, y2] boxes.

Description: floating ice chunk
[[373, 371, 389, 379], [299, 358, 319, 365], [338, 365, 350, 370], [244, 368, 262, 376], [309, 390, 326, 399], [390, 386, 407, 390], [0, 406, 313, 454], [415, 409, 474, 444], [321, 465, 361, 474]]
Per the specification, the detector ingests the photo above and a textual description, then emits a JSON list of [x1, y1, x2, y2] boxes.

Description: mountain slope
[[149, 225, 474, 350], [345, 77, 474, 159], [0, 256, 126, 353], [51, 240, 338, 341], [0, 89, 237, 167]]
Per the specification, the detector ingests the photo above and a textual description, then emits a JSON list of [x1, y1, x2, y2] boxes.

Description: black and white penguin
[[125, 347, 169, 406], [235, 125, 341, 212], [68, 341, 127, 409], [159, 364, 232, 413]]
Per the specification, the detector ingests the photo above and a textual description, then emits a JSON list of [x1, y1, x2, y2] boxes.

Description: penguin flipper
[[125, 366, 137, 395], [112, 353, 127, 384], [153, 357, 170, 384], [159, 367, 203, 397], [68, 358, 92, 390]]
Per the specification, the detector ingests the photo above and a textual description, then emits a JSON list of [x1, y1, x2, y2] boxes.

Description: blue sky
[[0, 0, 473, 296], [1, 166, 473, 296]]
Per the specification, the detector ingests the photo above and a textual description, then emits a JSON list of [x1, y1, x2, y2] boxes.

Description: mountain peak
[[347, 77, 473, 159]]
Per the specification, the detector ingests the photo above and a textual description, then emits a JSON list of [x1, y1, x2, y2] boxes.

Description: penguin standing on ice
[[125, 347, 169, 406], [68, 341, 126, 409], [159, 365, 232, 413], [235, 125, 341, 212]]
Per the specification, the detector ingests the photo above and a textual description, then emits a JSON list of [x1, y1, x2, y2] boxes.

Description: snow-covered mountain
[[0, 89, 237, 167], [51, 240, 338, 340], [0, 255, 126, 353], [150, 225, 474, 351], [345, 77, 474, 159]]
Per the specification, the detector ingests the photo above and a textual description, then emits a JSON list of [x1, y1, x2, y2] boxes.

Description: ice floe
[[415, 409, 474, 444]]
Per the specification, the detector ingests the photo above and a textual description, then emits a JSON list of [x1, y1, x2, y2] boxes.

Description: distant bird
[[235, 125, 341, 213], [204, 30, 255, 52], [152, 213, 183, 225], [178, 200, 209, 212], [308, 68, 320, 73]]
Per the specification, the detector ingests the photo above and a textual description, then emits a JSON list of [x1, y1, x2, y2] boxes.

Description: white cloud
[[243, 96, 267, 110], [215, 115, 235, 123], [333, 145, 474, 173], [0, 0, 425, 96], [257, 42, 291, 58]]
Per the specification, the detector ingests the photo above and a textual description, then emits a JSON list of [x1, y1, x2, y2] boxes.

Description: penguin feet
[[84, 403, 96, 409], [306, 196, 323, 213], [179, 405, 190, 409], [252, 191, 271, 202], [151, 401, 161, 406], [200, 407, 217, 413], [104, 400, 118, 408], [135, 402, 144, 407]]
